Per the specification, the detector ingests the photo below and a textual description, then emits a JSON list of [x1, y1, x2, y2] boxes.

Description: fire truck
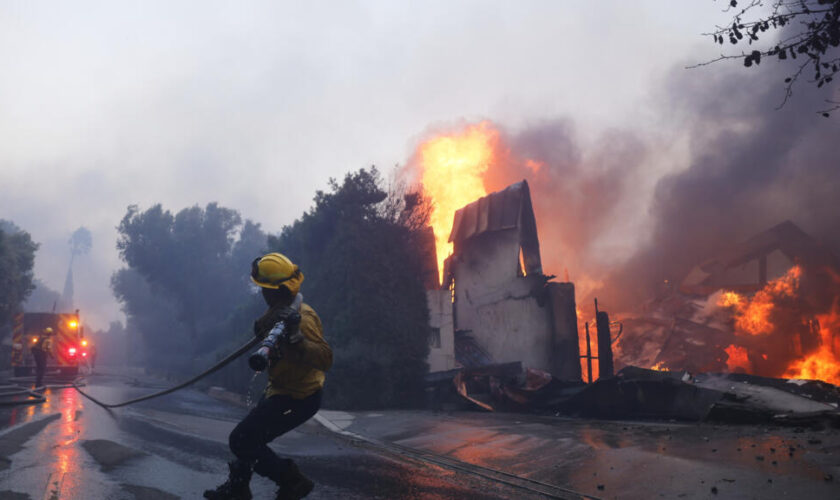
[[11, 310, 87, 377]]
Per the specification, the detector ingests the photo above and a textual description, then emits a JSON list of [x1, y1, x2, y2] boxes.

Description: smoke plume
[[464, 59, 840, 312], [604, 62, 840, 308]]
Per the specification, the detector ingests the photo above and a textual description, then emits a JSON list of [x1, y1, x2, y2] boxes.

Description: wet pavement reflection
[[339, 410, 840, 499], [0, 374, 545, 499]]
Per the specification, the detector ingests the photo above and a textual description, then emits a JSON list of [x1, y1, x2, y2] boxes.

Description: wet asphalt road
[[331, 410, 840, 499], [0, 372, 540, 500], [2, 371, 839, 499]]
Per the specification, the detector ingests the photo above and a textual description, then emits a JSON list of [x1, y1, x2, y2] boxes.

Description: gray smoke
[[604, 61, 840, 308], [484, 120, 647, 292], [478, 55, 840, 312]]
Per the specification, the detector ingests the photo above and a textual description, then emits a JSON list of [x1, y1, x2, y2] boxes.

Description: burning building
[[426, 181, 581, 381], [617, 221, 840, 385], [411, 123, 839, 422]]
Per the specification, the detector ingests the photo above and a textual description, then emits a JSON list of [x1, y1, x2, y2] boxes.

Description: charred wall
[[427, 181, 582, 380]]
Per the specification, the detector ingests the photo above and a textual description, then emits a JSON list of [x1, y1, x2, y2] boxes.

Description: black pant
[[228, 390, 321, 479], [33, 350, 46, 388]]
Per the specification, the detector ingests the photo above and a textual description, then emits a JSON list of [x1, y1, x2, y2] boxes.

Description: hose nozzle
[[249, 321, 287, 372]]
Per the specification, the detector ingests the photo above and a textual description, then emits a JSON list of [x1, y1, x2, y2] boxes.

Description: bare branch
[[698, 0, 840, 115]]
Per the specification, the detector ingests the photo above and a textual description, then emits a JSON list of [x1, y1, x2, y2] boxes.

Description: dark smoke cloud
[[473, 56, 840, 314], [483, 120, 648, 293], [604, 61, 840, 308]]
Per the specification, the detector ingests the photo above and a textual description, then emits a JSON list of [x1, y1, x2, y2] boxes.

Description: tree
[[0, 220, 38, 339], [61, 226, 92, 310], [69, 226, 92, 260], [269, 168, 434, 409], [114, 203, 266, 364], [24, 280, 62, 312], [703, 0, 840, 115], [111, 267, 184, 369]]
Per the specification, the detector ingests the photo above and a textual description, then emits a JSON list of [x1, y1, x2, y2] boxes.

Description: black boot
[[254, 458, 314, 500], [203, 460, 253, 500]]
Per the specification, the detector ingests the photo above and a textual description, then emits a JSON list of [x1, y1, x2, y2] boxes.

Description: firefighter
[[31, 327, 53, 389], [89, 342, 97, 371], [205, 253, 332, 500]]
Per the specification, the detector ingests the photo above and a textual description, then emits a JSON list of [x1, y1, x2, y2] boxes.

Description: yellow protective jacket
[[265, 303, 332, 399], [32, 336, 52, 355]]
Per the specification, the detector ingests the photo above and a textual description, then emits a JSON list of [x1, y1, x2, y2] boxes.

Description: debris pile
[[616, 221, 840, 385], [559, 366, 840, 427]]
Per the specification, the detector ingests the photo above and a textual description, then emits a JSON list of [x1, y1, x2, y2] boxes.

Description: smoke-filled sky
[[2, 1, 837, 329]]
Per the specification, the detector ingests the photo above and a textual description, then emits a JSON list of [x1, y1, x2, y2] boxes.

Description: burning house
[[617, 220, 840, 385], [426, 181, 581, 381], [414, 123, 839, 421]]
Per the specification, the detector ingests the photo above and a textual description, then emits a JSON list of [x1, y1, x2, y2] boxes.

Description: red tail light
[[68, 347, 77, 356]]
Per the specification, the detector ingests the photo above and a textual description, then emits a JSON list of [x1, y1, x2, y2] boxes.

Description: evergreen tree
[[269, 168, 432, 409], [0, 220, 38, 339]]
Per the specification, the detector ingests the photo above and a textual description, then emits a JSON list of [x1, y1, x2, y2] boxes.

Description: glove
[[254, 306, 296, 338], [284, 311, 303, 344]]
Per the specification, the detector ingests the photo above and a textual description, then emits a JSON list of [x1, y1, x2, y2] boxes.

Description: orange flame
[[718, 266, 801, 335], [716, 265, 840, 385], [718, 291, 743, 308], [784, 305, 840, 385], [418, 122, 498, 281], [651, 361, 668, 371], [724, 344, 751, 372]]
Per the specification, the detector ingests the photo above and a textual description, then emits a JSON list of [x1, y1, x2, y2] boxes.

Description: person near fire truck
[[204, 252, 332, 500], [31, 327, 53, 389]]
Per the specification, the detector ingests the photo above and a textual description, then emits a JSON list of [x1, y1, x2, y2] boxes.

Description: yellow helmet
[[250, 253, 304, 295], [43, 327, 53, 334]]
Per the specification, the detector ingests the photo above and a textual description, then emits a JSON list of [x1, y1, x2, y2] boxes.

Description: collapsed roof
[[680, 220, 840, 295], [441, 180, 542, 287]]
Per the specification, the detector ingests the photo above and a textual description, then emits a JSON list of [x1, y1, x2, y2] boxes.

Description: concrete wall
[[426, 289, 457, 372], [424, 190, 581, 379], [462, 275, 555, 371], [449, 228, 580, 375]]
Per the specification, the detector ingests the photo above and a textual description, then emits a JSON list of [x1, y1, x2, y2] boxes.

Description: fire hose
[[72, 295, 304, 408], [1, 334, 264, 409], [0, 379, 86, 406], [6, 299, 300, 409], [70, 335, 263, 409], [0, 384, 46, 406]]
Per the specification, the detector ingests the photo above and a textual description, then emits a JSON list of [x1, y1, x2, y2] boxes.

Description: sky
[[0, 1, 783, 329]]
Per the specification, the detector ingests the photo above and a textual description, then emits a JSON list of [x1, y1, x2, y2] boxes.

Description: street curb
[[312, 412, 370, 442]]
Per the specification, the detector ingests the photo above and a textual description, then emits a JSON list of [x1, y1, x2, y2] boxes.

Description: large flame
[[717, 265, 840, 385], [717, 266, 801, 335], [418, 122, 498, 281], [784, 305, 840, 384]]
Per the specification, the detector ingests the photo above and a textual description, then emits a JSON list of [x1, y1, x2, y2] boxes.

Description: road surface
[[0, 371, 838, 499], [0, 372, 542, 499]]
